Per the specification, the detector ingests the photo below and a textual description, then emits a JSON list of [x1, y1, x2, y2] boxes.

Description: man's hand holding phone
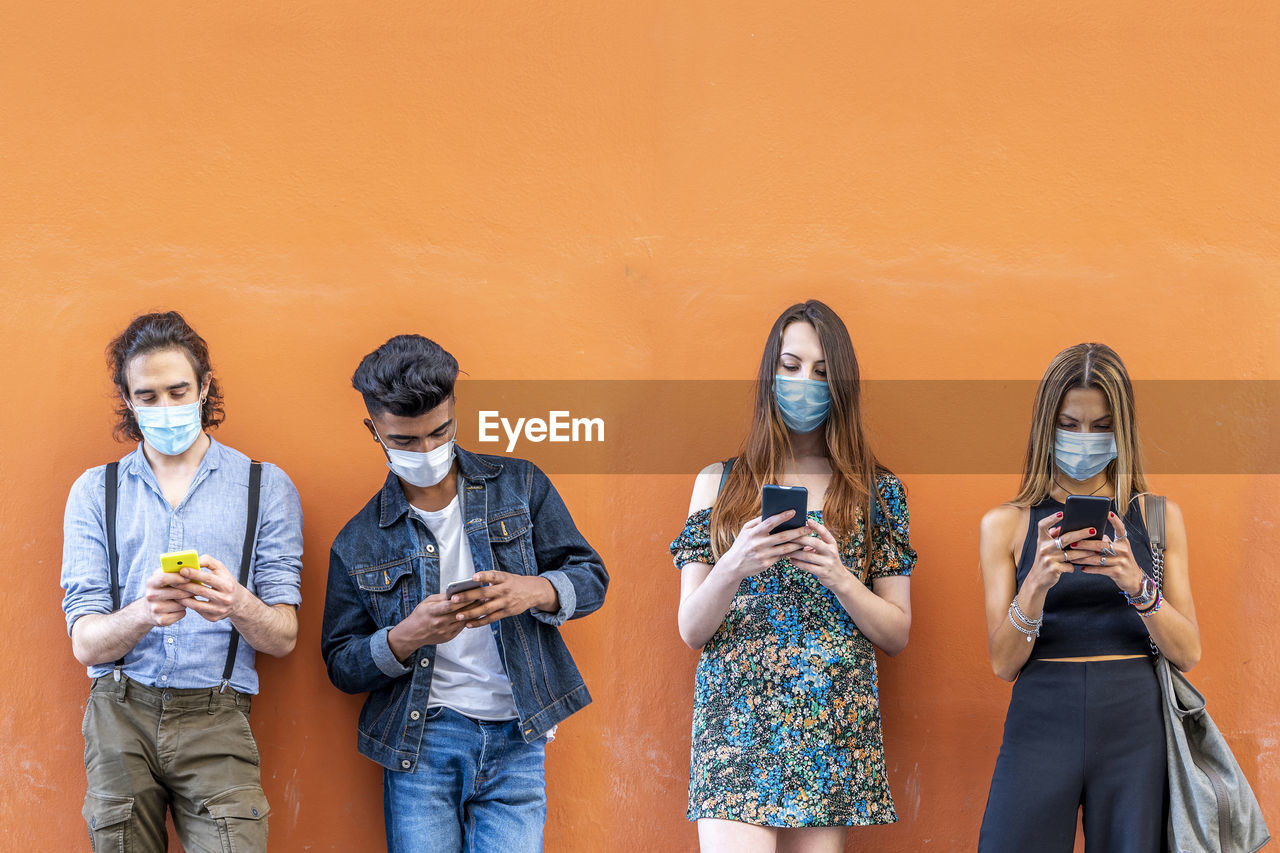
[[142, 568, 193, 628], [387, 593, 480, 661], [171, 555, 252, 622], [448, 571, 559, 628]]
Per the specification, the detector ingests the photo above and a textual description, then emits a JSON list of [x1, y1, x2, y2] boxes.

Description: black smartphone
[[761, 485, 808, 534], [1061, 495, 1111, 542]]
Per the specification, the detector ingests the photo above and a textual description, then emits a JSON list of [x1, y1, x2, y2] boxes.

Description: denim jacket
[[321, 447, 608, 772]]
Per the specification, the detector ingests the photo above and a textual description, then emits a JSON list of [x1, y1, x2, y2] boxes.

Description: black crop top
[[1016, 496, 1157, 660]]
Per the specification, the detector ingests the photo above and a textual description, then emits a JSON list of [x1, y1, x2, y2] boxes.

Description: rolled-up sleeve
[[526, 464, 608, 626], [61, 468, 112, 636], [369, 627, 412, 678], [250, 464, 304, 607]]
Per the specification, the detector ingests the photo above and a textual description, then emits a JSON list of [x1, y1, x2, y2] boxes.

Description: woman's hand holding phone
[[1066, 511, 1143, 596], [787, 520, 848, 592], [717, 512, 809, 581], [1026, 512, 1096, 598]]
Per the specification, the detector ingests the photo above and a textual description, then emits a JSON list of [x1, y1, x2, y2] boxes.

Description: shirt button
[[401, 759, 411, 769], [166, 637, 174, 645], [160, 676, 168, 682], [410, 710, 421, 721], [419, 659, 430, 667]]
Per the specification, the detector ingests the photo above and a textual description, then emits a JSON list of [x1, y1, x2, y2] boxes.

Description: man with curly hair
[[60, 310, 304, 851]]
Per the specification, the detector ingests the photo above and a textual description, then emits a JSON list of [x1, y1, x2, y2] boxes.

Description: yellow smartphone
[[161, 549, 201, 573]]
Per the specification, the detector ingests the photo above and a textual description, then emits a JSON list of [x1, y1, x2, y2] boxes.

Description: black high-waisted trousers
[[978, 657, 1167, 853]]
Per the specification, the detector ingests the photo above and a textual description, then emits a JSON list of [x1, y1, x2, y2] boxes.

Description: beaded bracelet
[[1136, 589, 1163, 618]]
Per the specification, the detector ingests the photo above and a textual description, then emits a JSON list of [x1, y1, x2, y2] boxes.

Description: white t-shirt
[[410, 494, 518, 721]]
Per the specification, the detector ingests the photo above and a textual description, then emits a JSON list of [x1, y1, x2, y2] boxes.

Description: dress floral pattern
[[670, 473, 916, 827]]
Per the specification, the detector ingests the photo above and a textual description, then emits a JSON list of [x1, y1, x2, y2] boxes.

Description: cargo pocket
[[82, 792, 134, 852], [203, 785, 270, 853]]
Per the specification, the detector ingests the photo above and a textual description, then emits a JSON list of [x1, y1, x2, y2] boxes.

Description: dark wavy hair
[[353, 334, 459, 417], [107, 311, 224, 442]]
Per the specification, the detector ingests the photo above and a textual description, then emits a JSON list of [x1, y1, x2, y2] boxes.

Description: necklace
[[1054, 477, 1110, 499]]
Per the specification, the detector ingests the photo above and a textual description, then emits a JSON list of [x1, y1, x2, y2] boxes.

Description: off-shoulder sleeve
[[670, 507, 714, 569], [868, 474, 917, 581]]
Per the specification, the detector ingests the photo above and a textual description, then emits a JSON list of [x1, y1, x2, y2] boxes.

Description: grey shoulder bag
[[1147, 495, 1270, 853]]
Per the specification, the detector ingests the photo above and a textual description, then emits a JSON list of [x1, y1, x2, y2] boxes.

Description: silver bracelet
[[1010, 597, 1042, 628], [1007, 601, 1040, 643]]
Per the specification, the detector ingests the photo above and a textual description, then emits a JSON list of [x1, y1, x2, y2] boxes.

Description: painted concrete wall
[[1, 2, 1276, 849]]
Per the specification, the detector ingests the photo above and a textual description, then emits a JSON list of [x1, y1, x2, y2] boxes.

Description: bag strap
[[1146, 494, 1166, 589], [221, 461, 262, 694], [105, 462, 124, 680], [1143, 494, 1167, 658], [717, 458, 735, 496]]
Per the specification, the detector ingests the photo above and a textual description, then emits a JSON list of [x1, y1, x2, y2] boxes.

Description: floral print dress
[[669, 473, 916, 827]]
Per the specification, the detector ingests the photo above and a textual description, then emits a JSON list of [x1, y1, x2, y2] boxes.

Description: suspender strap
[[105, 462, 124, 680], [221, 461, 262, 693]]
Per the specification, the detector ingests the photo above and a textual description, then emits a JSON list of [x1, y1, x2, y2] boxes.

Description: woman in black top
[[977, 343, 1201, 853]]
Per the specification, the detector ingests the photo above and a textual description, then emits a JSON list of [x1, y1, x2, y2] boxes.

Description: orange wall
[[2, 2, 1278, 850]]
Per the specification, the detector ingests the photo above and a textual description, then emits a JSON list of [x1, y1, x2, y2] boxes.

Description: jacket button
[[410, 710, 421, 720], [419, 658, 429, 667], [426, 544, 435, 553], [401, 759, 412, 769], [251, 808, 259, 817]]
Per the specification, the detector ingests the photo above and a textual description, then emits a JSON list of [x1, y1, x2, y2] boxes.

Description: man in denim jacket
[[321, 334, 608, 853]]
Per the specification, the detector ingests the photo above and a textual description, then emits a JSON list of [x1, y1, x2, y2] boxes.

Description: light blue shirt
[[60, 437, 303, 693]]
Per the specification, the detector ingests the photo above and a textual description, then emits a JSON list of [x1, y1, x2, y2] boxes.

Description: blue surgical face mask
[[133, 399, 205, 456], [774, 375, 831, 434], [1054, 428, 1117, 481]]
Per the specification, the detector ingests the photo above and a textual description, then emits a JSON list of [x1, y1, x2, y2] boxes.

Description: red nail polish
[[1088, 528, 1096, 535], [1056, 512, 1063, 517]]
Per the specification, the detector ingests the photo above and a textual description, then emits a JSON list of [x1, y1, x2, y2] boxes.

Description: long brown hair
[[1012, 342, 1148, 510], [709, 300, 890, 580]]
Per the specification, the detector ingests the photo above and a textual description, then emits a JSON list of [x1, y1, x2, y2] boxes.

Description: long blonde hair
[[1012, 342, 1148, 509], [710, 300, 891, 580]]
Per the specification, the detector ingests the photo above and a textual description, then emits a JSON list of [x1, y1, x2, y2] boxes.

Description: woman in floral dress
[[671, 300, 917, 852]]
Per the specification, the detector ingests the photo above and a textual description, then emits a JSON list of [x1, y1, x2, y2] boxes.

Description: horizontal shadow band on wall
[[445, 380, 1280, 475]]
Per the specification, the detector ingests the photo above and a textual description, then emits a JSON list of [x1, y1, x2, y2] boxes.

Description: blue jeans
[[383, 706, 547, 853]]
